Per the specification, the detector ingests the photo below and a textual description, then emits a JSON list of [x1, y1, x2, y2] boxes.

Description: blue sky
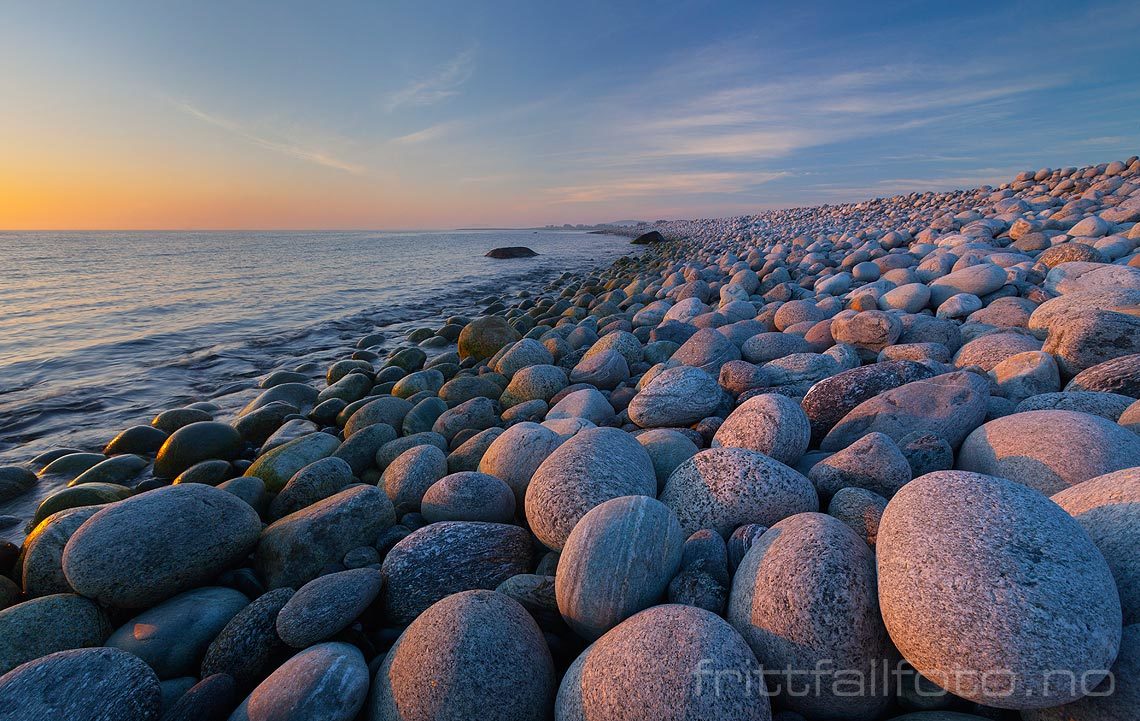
[[2, 0, 1138, 228]]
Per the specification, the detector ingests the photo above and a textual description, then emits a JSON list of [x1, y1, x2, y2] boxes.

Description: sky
[[1, 0, 1138, 230]]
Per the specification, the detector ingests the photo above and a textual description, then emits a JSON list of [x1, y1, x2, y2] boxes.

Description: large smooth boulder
[[244, 432, 341, 492], [821, 371, 989, 451], [1021, 623, 1140, 721], [627, 365, 722, 428], [459, 316, 522, 361], [555, 604, 772, 721], [957, 410, 1140, 495], [0, 594, 112, 675], [255, 485, 395, 590], [380, 521, 533, 624], [659, 448, 818, 538], [728, 513, 895, 721], [106, 587, 248, 679], [62, 484, 261, 608], [20, 506, 101, 597], [1052, 468, 1140, 625], [380, 444, 448, 514], [370, 590, 555, 721], [276, 568, 383, 648], [0, 647, 161, 721], [928, 262, 1007, 305], [153, 422, 242, 478], [877, 471, 1122, 710], [712, 393, 810, 466], [801, 360, 935, 443], [556, 496, 684, 641], [1043, 308, 1140, 376], [525, 427, 656, 551], [478, 422, 563, 507], [233, 642, 368, 721]]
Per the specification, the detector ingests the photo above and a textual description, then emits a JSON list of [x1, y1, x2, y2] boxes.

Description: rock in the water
[[659, 447, 818, 538], [370, 590, 555, 721], [1052, 468, 1140, 625], [728, 513, 895, 721], [276, 568, 382, 648], [256, 485, 395, 590], [0, 647, 161, 721], [712, 393, 811, 466], [234, 642, 368, 721], [957, 409, 1140, 495], [62, 483, 261, 608], [0, 593, 112, 675], [877, 471, 1122, 709], [631, 230, 666, 244], [555, 604, 772, 721], [380, 521, 533, 624], [525, 427, 657, 551], [485, 246, 538, 258], [555, 496, 684, 640], [106, 586, 248, 679]]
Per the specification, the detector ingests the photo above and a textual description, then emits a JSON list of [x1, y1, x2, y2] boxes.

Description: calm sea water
[[0, 229, 633, 532]]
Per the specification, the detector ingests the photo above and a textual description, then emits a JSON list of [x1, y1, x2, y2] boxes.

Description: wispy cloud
[[386, 48, 476, 111], [547, 171, 788, 203], [390, 122, 455, 145], [170, 99, 364, 174]]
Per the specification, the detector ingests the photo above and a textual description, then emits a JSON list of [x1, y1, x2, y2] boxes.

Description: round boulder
[[712, 393, 810, 466], [877, 471, 1123, 709]]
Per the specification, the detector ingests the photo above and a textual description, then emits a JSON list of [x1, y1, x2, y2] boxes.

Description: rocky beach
[[1, 156, 1139, 721]]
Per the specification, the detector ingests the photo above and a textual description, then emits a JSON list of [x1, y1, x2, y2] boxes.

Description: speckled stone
[[1052, 467, 1140, 625], [1014, 391, 1135, 420], [712, 393, 811, 466], [20, 506, 101, 597], [728, 513, 895, 721], [821, 371, 989, 451], [1021, 623, 1140, 721], [877, 471, 1122, 710], [372, 592, 555, 720], [556, 496, 684, 640], [0, 647, 161, 721], [234, 642, 368, 721], [478, 421, 563, 506], [421, 471, 516, 523], [556, 604, 772, 721], [380, 521, 533, 624], [268, 456, 355, 520], [525, 427, 657, 551], [957, 409, 1140, 495], [200, 588, 294, 688], [801, 360, 935, 443], [1065, 352, 1140, 398], [256, 485, 395, 590], [659, 448, 818, 538], [826, 487, 888, 548], [0, 594, 112, 675], [628, 365, 723, 428], [276, 568, 382, 648], [62, 483, 261, 608], [808, 431, 911, 499]]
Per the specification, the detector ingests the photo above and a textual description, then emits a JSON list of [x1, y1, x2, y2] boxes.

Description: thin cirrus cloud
[[547, 171, 790, 203], [385, 47, 476, 112], [170, 99, 366, 175], [390, 121, 455, 145]]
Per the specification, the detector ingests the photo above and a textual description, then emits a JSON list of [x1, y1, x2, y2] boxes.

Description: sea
[[0, 229, 635, 537]]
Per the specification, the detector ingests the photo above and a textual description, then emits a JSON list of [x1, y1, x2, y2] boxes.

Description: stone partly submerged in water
[[485, 246, 539, 258], [630, 230, 666, 244]]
